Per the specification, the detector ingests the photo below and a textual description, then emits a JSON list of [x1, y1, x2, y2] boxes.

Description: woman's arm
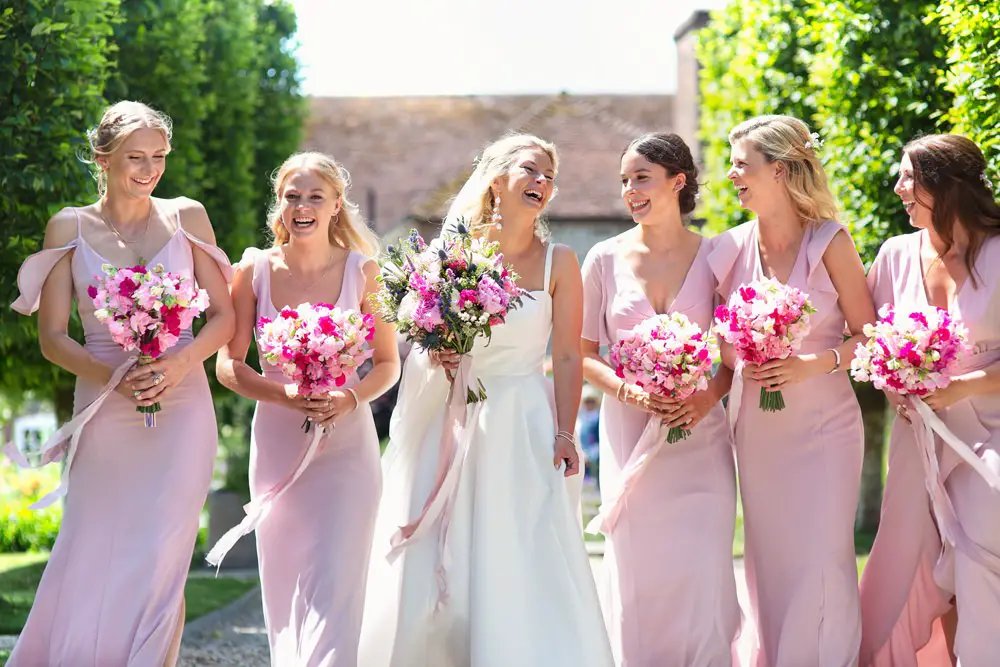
[[550, 245, 584, 475], [36, 210, 137, 401], [130, 201, 236, 403], [321, 259, 402, 425], [753, 230, 876, 389]]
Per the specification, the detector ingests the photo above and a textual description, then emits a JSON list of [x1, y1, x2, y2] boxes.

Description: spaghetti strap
[[543, 243, 555, 293], [74, 207, 82, 238]]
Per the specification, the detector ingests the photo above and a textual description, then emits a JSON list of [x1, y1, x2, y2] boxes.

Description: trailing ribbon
[[910, 396, 1000, 572], [387, 356, 483, 610], [726, 358, 747, 439], [585, 416, 665, 536], [205, 422, 327, 569], [3, 356, 137, 510]]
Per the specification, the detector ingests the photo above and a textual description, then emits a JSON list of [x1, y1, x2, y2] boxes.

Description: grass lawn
[[0, 552, 257, 636]]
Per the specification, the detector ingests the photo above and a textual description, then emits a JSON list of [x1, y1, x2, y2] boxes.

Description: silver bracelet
[[556, 431, 575, 445], [826, 348, 841, 374], [347, 388, 361, 410]]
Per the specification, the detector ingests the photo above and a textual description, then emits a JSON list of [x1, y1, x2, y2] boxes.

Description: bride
[[358, 133, 613, 667]]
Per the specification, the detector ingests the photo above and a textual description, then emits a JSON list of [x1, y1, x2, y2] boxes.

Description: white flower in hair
[[804, 132, 824, 151], [982, 172, 994, 190]]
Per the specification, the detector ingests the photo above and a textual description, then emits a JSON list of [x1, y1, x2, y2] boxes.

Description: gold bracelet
[[615, 381, 626, 402]]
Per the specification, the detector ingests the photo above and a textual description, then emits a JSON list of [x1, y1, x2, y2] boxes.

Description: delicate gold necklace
[[99, 201, 152, 248], [283, 248, 340, 292]]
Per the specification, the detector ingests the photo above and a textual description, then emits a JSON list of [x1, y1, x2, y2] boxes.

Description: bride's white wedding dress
[[358, 243, 613, 667]]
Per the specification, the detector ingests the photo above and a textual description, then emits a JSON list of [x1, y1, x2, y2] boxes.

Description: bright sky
[[289, 0, 729, 97]]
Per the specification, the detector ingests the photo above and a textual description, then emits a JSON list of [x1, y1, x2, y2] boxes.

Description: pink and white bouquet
[[713, 277, 816, 412], [850, 304, 970, 396], [612, 312, 718, 443], [371, 222, 529, 402], [257, 303, 375, 432], [88, 263, 209, 427]]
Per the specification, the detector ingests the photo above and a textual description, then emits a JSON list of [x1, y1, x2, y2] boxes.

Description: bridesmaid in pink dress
[[581, 133, 741, 666], [710, 115, 877, 667], [6, 101, 235, 666], [859, 135, 1000, 667], [215, 152, 400, 666]]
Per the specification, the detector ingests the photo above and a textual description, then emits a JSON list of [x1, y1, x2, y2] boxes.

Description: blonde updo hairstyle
[[729, 115, 839, 224], [84, 100, 173, 197], [445, 133, 559, 240], [268, 152, 380, 257]]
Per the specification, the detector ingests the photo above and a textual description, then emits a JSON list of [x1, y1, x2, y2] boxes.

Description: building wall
[[673, 11, 710, 168], [550, 219, 633, 260]]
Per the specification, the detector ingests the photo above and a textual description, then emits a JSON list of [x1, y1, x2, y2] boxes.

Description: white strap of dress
[[543, 243, 555, 293]]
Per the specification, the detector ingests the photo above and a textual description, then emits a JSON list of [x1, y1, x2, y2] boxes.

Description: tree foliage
[[0, 0, 121, 412]]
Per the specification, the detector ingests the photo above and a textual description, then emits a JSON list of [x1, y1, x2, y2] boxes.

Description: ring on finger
[[133, 390, 142, 398], [152, 373, 164, 386]]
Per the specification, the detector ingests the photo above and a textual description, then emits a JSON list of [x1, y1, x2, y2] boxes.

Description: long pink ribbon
[[585, 416, 665, 536], [727, 358, 747, 439], [910, 395, 1000, 572], [3, 356, 137, 509], [206, 421, 326, 569], [387, 356, 483, 609]]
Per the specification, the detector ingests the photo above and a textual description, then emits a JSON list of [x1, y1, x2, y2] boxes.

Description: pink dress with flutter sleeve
[[7, 198, 232, 667]]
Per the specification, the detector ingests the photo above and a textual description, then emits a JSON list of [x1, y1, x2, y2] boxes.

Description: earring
[[491, 193, 503, 231]]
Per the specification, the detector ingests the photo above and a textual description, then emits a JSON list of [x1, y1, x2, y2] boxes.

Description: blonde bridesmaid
[[859, 134, 1000, 667], [215, 152, 400, 665], [710, 115, 876, 667], [7, 101, 235, 667], [581, 132, 740, 666]]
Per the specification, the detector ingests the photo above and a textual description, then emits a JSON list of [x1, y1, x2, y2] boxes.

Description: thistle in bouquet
[[371, 221, 530, 403], [257, 303, 376, 433], [89, 263, 209, 427], [850, 304, 970, 397], [612, 312, 719, 443], [713, 277, 816, 412]]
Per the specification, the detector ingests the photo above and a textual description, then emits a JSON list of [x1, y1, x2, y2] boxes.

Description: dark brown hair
[[905, 134, 1000, 287], [622, 133, 700, 215]]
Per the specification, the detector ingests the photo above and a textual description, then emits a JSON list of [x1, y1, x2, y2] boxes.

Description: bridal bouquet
[[713, 277, 816, 412], [612, 312, 718, 443], [89, 263, 209, 427], [850, 304, 969, 395], [257, 303, 375, 431], [371, 222, 529, 402]]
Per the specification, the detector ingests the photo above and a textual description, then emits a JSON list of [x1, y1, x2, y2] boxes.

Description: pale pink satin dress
[[243, 248, 381, 666], [859, 231, 1000, 667], [581, 235, 741, 666], [7, 199, 232, 667], [709, 219, 864, 667]]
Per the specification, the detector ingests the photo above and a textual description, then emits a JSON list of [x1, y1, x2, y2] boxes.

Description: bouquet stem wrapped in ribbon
[[713, 277, 816, 413], [205, 302, 375, 568], [89, 262, 210, 427], [585, 313, 717, 536]]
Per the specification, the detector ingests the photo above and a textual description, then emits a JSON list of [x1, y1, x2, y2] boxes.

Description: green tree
[[198, 0, 260, 257], [696, 0, 817, 234], [104, 0, 210, 198], [932, 0, 1000, 187], [250, 0, 306, 241], [0, 0, 120, 420]]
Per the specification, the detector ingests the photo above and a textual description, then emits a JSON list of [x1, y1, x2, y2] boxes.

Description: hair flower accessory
[[982, 171, 993, 190], [804, 132, 824, 151]]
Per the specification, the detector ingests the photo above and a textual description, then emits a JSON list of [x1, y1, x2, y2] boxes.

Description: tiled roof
[[302, 93, 674, 232]]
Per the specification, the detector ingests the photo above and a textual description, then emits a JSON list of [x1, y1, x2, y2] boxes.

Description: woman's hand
[[885, 391, 912, 425], [660, 387, 720, 431], [123, 354, 194, 407], [429, 348, 461, 381], [922, 378, 971, 413], [750, 353, 828, 390], [624, 385, 674, 417], [553, 436, 580, 477]]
